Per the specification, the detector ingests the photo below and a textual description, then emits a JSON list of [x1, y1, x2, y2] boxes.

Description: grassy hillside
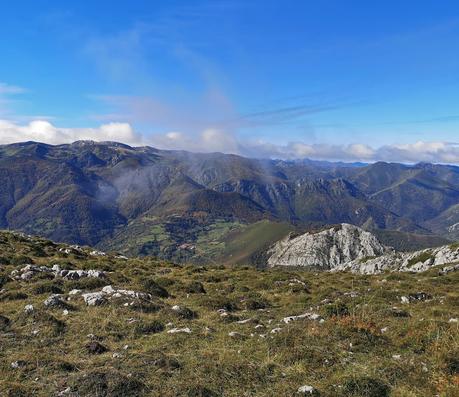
[[373, 229, 451, 252], [0, 231, 458, 396], [217, 220, 296, 265]]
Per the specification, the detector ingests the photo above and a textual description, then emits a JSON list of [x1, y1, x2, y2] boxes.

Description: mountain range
[[1, 140, 458, 262]]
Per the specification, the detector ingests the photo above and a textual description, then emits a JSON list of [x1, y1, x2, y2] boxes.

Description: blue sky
[[2, 0, 459, 162]]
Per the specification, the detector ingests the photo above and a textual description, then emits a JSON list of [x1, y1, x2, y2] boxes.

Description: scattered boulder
[[401, 292, 432, 304], [228, 331, 246, 339], [12, 264, 105, 281], [440, 263, 459, 275], [57, 268, 105, 280], [283, 312, 323, 324], [82, 285, 153, 307], [297, 385, 319, 395], [24, 304, 34, 314], [236, 318, 254, 325], [102, 285, 151, 300], [172, 305, 198, 320], [82, 292, 107, 306], [44, 294, 70, 309], [11, 360, 27, 369], [167, 327, 191, 334]]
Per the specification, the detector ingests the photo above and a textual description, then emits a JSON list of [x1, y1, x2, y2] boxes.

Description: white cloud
[[1, 119, 459, 164], [0, 120, 142, 146]]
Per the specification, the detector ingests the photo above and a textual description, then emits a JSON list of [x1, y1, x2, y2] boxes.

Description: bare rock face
[[337, 244, 459, 274], [267, 224, 392, 270]]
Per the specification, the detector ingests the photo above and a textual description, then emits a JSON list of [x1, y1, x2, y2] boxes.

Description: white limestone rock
[[167, 327, 191, 334], [267, 224, 392, 270], [267, 223, 459, 274]]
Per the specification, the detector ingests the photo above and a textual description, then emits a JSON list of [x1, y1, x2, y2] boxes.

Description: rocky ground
[[0, 231, 458, 396]]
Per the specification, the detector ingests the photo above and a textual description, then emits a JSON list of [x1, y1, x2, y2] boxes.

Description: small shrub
[[444, 350, 459, 375], [70, 370, 146, 397], [187, 385, 220, 397], [86, 341, 108, 355], [67, 277, 107, 291], [202, 296, 238, 312], [173, 306, 198, 320], [387, 307, 411, 318], [324, 302, 350, 318], [135, 320, 165, 335], [341, 377, 390, 397], [407, 251, 433, 267], [0, 291, 28, 301], [185, 281, 206, 294], [33, 282, 63, 295], [0, 314, 10, 330], [0, 274, 9, 288], [10, 255, 34, 266], [130, 300, 162, 313], [243, 297, 269, 310], [151, 355, 181, 371], [0, 256, 11, 265], [155, 277, 175, 287], [141, 278, 169, 298]]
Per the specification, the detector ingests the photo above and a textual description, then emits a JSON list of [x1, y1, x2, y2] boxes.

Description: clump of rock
[[82, 285, 152, 306], [12, 264, 105, 281]]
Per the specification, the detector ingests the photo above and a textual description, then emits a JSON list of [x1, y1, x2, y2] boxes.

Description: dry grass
[[0, 231, 458, 396]]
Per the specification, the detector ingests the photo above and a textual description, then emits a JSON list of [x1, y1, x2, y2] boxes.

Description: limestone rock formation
[[267, 223, 392, 269]]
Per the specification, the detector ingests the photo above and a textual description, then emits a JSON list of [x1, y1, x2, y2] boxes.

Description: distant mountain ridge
[[0, 140, 458, 260]]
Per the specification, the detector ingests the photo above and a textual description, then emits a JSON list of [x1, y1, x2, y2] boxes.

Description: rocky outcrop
[[11, 264, 105, 281], [267, 224, 392, 269], [267, 223, 459, 274], [337, 244, 459, 274], [82, 285, 152, 306]]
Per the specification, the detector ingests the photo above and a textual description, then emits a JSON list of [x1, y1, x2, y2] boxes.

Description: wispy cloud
[[0, 82, 27, 117], [0, 83, 26, 95]]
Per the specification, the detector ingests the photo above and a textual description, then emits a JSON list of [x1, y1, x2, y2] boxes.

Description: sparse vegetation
[[0, 231, 458, 396], [407, 251, 434, 267]]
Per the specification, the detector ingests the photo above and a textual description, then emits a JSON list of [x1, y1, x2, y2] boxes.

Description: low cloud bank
[[1, 119, 459, 164], [0, 120, 142, 146]]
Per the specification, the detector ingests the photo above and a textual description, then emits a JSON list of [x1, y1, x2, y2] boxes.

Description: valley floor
[[0, 232, 458, 396]]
